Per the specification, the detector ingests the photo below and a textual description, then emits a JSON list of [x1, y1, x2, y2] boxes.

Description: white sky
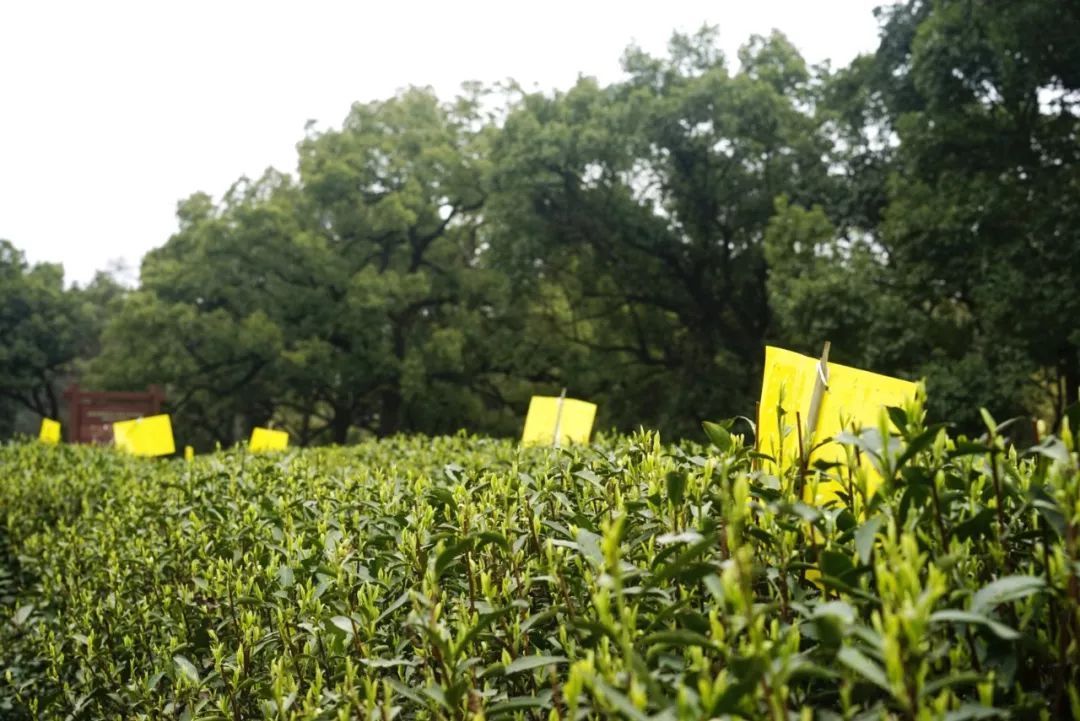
[[0, 0, 888, 286]]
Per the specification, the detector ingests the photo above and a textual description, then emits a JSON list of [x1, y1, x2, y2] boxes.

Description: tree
[[768, 0, 1080, 428], [94, 87, 526, 446], [0, 241, 97, 432], [89, 293, 283, 449], [884, 0, 1080, 424], [292, 86, 502, 439], [489, 28, 836, 436]]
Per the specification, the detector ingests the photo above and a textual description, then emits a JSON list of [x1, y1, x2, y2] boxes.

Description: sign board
[[64, 384, 165, 444], [522, 395, 597, 447]]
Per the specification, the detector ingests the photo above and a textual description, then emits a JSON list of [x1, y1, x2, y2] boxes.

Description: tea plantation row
[[2, 410, 1079, 720]]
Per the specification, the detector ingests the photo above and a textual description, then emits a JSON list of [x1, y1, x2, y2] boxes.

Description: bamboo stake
[[552, 388, 567, 448], [802, 341, 831, 464]]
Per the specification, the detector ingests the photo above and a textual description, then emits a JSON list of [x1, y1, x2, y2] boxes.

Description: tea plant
[[2, 408, 1079, 720]]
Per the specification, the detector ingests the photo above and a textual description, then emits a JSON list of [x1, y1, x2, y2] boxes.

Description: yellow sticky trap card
[[184, 445, 194, 462], [113, 414, 176, 457], [249, 427, 288, 452], [521, 395, 597, 447], [39, 418, 61, 444], [757, 346, 917, 504]]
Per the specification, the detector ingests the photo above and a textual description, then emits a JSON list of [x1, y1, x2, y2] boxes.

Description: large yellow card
[[758, 346, 917, 502], [113, 414, 175, 457], [39, 418, 61, 444], [521, 396, 597, 447], [249, 427, 289, 452]]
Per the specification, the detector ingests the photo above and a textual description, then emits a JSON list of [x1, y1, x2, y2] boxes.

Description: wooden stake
[[803, 341, 831, 463], [552, 388, 567, 448]]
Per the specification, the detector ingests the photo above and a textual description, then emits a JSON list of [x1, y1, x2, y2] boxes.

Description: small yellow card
[[113, 414, 176, 457], [521, 396, 597, 446], [39, 418, 61, 444], [184, 445, 194, 462], [249, 427, 288, 452], [757, 346, 917, 502]]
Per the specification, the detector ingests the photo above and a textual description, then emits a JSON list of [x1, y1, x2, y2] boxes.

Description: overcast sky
[[1, 0, 889, 286]]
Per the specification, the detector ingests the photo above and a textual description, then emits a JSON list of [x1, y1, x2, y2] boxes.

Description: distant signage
[[64, 384, 165, 444]]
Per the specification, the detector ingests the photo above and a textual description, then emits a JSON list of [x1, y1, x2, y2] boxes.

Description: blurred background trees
[[3, 0, 1077, 446]]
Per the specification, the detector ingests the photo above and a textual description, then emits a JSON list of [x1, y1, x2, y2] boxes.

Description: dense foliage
[[0, 241, 122, 435], [2, 0, 1078, 445], [4, 402, 1080, 719]]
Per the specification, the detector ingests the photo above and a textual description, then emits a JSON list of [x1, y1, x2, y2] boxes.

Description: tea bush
[[2, 409, 1079, 720]]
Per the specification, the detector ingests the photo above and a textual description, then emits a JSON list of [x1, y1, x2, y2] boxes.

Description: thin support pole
[[552, 388, 567, 448]]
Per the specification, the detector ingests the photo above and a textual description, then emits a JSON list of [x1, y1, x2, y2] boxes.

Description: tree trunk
[[379, 317, 407, 437], [1062, 344, 1079, 421], [45, 380, 59, 422], [379, 389, 402, 437], [331, 407, 351, 445]]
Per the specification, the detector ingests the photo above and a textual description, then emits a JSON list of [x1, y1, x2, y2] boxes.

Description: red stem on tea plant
[[222, 670, 243, 721], [989, 447, 1006, 543], [795, 412, 807, 502], [461, 514, 476, 614], [929, 473, 949, 548], [753, 401, 761, 472], [1039, 516, 1065, 718], [465, 550, 477, 614], [778, 566, 791, 623], [555, 567, 578, 622], [549, 667, 565, 721], [964, 629, 981, 674]]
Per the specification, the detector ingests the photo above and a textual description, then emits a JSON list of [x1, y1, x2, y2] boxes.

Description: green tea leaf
[[359, 658, 417, 668], [819, 549, 854, 579], [641, 629, 714, 648], [886, 406, 908, 433], [173, 655, 200, 685], [854, 516, 884, 564], [574, 528, 604, 566], [665, 470, 688, 505], [895, 425, 946, 471], [943, 705, 1008, 721], [703, 421, 733, 452], [488, 696, 548, 716], [11, 603, 34, 626], [593, 679, 649, 721], [929, 610, 1020, 641], [503, 654, 567, 675], [971, 575, 1045, 614], [836, 647, 890, 692], [330, 616, 355, 635], [435, 537, 474, 577]]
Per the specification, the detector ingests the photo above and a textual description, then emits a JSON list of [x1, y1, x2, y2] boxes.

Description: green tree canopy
[[8, 3, 1078, 445], [489, 28, 835, 435], [93, 88, 529, 448], [0, 241, 101, 428]]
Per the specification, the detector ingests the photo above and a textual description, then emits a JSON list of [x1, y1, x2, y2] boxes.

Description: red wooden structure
[[63, 384, 165, 444]]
